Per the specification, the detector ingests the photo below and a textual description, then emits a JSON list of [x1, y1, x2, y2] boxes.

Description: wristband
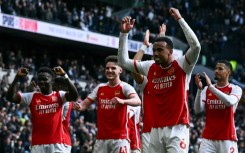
[[64, 74, 69, 79], [159, 33, 165, 37], [140, 44, 148, 53]]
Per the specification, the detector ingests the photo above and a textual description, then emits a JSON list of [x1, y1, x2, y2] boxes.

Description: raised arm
[[203, 72, 242, 106], [53, 66, 79, 101], [194, 74, 205, 114], [6, 68, 29, 103], [170, 7, 201, 65], [131, 30, 151, 84], [118, 16, 138, 73]]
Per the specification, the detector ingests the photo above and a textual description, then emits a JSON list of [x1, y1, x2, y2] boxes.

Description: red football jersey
[[62, 102, 72, 146], [146, 60, 190, 127], [201, 84, 241, 140], [87, 81, 137, 139], [128, 106, 141, 150], [20, 91, 66, 145]]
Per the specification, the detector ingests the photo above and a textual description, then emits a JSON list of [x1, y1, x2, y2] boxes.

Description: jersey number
[[119, 146, 128, 153]]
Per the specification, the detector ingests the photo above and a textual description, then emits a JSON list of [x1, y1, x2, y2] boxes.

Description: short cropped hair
[[154, 36, 173, 49], [37, 67, 56, 78], [216, 60, 233, 72], [105, 55, 118, 64]]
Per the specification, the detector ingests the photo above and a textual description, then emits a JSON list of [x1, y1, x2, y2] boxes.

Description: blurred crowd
[[0, 0, 245, 153]]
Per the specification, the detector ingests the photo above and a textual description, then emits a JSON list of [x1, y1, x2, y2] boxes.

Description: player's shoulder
[[20, 91, 36, 97], [120, 81, 133, 88], [97, 82, 108, 88], [203, 86, 209, 92], [228, 83, 242, 91]]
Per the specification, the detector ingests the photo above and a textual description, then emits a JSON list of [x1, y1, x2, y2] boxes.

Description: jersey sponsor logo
[[180, 139, 186, 149], [152, 75, 176, 84], [99, 98, 116, 109], [152, 75, 176, 90], [207, 99, 223, 105], [207, 99, 226, 109], [115, 90, 121, 96], [35, 103, 59, 114]]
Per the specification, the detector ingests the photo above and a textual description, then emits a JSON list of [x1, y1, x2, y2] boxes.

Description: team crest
[[115, 90, 120, 96], [101, 92, 104, 96], [168, 67, 175, 75], [51, 96, 58, 102], [154, 72, 157, 76], [208, 93, 212, 96]]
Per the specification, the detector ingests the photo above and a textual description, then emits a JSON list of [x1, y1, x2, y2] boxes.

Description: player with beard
[[117, 7, 201, 153]]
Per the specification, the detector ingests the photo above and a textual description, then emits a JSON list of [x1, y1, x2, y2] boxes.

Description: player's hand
[[195, 73, 203, 89], [30, 81, 37, 88], [121, 16, 135, 33], [143, 29, 151, 47], [203, 72, 212, 87], [169, 8, 182, 21], [29, 81, 40, 92], [53, 66, 66, 76], [111, 97, 124, 105], [17, 68, 29, 77], [72, 102, 83, 111], [158, 23, 166, 37]]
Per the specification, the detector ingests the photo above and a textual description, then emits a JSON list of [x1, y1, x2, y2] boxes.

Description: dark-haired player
[[118, 7, 201, 153], [6, 66, 78, 153], [73, 55, 141, 153], [194, 60, 242, 153]]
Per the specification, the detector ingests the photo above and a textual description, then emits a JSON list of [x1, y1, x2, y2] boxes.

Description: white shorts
[[199, 138, 238, 153], [148, 124, 189, 153], [142, 132, 150, 153], [93, 139, 130, 153], [31, 144, 71, 153]]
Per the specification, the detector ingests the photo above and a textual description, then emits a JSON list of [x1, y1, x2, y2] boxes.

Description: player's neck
[[108, 78, 121, 87], [160, 60, 173, 69], [216, 80, 229, 87], [40, 86, 53, 95]]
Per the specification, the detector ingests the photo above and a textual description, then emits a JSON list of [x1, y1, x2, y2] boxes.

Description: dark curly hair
[[37, 67, 56, 79]]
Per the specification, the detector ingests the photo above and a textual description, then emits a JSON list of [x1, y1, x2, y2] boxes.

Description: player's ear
[[169, 49, 173, 55], [118, 66, 123, 74], [50, 78, 55, 86], [120, 67, 123, 74]]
